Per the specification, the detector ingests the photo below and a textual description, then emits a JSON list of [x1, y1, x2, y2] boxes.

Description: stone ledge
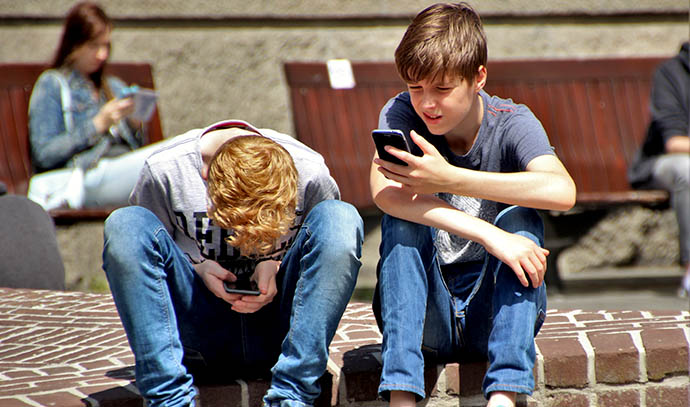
[[0, 287, 688, 407]]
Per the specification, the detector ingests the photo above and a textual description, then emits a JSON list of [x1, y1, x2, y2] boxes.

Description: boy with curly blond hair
[[370, 3, 575, 407], [103, 119, 363, 407]]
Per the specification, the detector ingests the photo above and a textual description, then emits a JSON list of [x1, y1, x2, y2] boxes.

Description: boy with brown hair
[[103, 119, 363, 407], [370, 3, 576, 407]]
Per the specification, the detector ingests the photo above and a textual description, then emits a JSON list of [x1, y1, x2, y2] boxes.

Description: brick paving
[[0, 287, 688, 407]]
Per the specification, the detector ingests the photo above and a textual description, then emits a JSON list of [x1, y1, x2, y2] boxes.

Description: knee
[[103, 206, 160, 259], [381, 214, 433, 247], [105, 206, 154, 239], [306, 200, 363, 254], [671, 156, 690, 189], [494, 206, 544, 246]]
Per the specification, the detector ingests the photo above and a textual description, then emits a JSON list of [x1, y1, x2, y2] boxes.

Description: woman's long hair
[[51, 1, 112, 91]]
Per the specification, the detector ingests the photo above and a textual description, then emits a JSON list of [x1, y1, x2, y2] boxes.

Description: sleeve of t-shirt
[[301, 165, 340, 217], [502, 107, 555, 171], [378, 93, 419, 136], [129, 162, 176, 238]]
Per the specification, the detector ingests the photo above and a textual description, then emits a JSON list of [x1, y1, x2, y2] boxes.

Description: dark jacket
[[629, 41, 689, 188]]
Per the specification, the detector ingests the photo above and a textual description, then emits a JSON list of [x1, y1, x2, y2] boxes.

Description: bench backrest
[[0, 62, 163, 219], [284, 57, 669, 211]]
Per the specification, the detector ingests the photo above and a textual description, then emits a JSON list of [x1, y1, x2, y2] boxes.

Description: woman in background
[[28, 1, 159, 210]]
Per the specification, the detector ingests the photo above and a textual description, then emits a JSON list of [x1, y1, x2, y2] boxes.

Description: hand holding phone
[[223, 278, 260, 296], [372, 129, 413, 166]]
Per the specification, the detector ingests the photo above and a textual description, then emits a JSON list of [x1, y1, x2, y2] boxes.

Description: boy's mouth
[[423, 112, 442, 122]]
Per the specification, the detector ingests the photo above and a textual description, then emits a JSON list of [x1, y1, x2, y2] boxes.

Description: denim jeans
[[103, 200, 363, 407], [372, 206, 547, 401]]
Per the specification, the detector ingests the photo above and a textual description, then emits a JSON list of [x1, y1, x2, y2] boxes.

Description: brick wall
[[0, 288, 687, 407]]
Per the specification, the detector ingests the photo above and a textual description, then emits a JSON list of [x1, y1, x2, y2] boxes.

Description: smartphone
[[372, 129, 412, 166], [119, 84, 139, 98], [223, 279, 260, 296]]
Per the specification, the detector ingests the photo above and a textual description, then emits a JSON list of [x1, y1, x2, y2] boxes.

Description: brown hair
[[395, 2, 487, 83], [52, 1, 112, 91], [207, 135, 298, 257]]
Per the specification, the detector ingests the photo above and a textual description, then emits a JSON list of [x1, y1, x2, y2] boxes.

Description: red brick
[[641, 328, 689, 380], [609, 311, 645, 320], [588, 331, 639, 384], [646, 384, 690, 407], [543, 314, 570, 324], [573, 312, 606, 322], [536, 337, 588, 388], [29, 391, 85, 407], [597, 388, 640, 407], [3, 370, 43, 379], [0, 398, 37, 407], [546, 391, 590, 407]]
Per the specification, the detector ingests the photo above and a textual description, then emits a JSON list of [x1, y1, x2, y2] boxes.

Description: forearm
[[446, 166, 576, 211], [372, 180, 499, 246], [665, 135, 690, 154]]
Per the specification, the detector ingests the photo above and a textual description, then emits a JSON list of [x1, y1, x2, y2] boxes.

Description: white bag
[[28, 166, 85, 210]]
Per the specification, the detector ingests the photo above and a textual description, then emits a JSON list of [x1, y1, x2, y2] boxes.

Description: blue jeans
[[372, 206, 547, 401], [103, 200, 363, 407]]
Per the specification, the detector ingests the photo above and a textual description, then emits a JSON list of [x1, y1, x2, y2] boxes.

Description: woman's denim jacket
[[28, 67, 143, 172]]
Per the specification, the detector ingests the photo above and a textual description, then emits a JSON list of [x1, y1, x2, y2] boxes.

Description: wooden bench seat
[[284, 57, 669, 212], [0, 62, 164, 221]]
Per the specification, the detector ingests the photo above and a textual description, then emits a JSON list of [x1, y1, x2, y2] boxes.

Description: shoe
[[678, 269, 690, 298]]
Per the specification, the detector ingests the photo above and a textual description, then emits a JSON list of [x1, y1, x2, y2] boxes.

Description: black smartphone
[[223, 279, 260, 296], [372, 129, 412, 166]]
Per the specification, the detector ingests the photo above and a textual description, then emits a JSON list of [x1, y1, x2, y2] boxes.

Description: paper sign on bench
[[327, 59, 356, 89]]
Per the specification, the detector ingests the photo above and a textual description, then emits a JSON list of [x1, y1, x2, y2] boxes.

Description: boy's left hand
[[228, 260, 280, 313], [483, 229, 549, 288], [374, 130, 455, 194]]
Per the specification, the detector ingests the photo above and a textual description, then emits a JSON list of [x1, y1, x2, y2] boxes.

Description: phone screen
[[372, 129, 411, 166]]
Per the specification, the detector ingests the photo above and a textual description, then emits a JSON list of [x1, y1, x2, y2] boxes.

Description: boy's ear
[[201, 164, 209, 180], [474, 65, 487, 92]]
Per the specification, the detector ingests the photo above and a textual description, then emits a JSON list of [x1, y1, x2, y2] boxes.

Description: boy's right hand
[[483, 229, 549, 288], [193, 259, 237, 301], [374, 130, 455, 195]]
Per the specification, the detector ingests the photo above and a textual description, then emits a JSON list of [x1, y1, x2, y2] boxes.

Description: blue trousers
[[103, 200, 363, 407], [372, 206, 547, 401]]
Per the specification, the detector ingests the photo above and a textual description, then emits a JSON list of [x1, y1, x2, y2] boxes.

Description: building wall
[[1, 1, 687, 137], [1, 1, 686, 289]]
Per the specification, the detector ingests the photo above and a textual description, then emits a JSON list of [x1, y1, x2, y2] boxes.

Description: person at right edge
[[369, 3, 576, 407], [629, 41, 690, 297]]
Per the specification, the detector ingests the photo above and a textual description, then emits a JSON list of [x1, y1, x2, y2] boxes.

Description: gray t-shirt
[[130, 119, 340, 277], [379, 90, 554, 265]]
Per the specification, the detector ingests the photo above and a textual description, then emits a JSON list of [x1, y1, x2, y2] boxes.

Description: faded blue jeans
[[372, 206, 547, 401], [103, 200, 363, 407]]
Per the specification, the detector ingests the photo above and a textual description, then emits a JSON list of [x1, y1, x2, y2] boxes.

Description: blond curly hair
[[207, 135, 298, 257]]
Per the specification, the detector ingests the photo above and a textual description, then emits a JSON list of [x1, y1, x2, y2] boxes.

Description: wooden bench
[[0, 62, 164, 221], [284, 57, 670, 212]]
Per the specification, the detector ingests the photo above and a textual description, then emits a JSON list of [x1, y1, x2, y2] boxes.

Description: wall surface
[[1, 1, 687, 290], [1, 1, 687, 137]]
